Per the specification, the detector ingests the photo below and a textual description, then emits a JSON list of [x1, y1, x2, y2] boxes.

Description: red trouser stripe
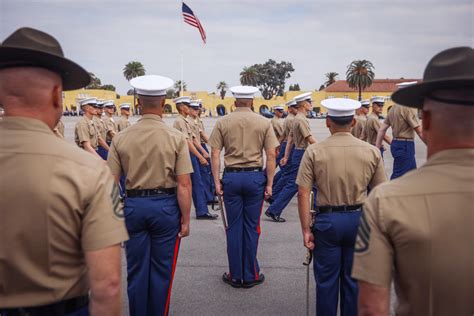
[[254, 201, 264, 280], [164, 236, 181, 316]]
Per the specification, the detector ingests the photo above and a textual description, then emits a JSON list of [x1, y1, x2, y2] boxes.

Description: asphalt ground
[[62, 115, 427, 315]]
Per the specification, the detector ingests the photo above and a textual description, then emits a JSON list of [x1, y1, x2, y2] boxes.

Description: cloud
[[1, 0, 472, 94]]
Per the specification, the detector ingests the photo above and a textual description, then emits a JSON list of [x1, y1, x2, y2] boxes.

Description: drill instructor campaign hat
[[392, 47, 474, 108], [0, 27, 90, 90]]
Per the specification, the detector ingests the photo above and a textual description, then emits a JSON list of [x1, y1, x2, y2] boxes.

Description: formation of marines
[[1, 26, 473, 316]]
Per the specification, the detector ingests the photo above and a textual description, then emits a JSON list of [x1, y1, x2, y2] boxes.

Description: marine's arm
[[375, 122, 390, 149], [176, 174, 191, 238], [358, 281, 390, 316]]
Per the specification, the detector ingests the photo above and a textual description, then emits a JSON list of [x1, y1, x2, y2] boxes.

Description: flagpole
[[180, 0, 184, 97]]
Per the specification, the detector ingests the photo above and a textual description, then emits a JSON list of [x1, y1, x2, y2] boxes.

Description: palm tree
[[346, 60, 375, 101], [324, 72, 339, 87], [240, 66, 258, 86], [174, 80, 187, 97], [216, 81, 228, 99], [123, 61, 146, 113]]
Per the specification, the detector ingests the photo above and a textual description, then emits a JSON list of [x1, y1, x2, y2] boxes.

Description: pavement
[[62, 115, 427, 315]]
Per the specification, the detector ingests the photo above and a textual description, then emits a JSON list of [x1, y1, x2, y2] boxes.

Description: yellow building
[[63, 79, 419, 116]]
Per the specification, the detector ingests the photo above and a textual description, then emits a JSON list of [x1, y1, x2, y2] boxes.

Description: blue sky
[[1, 0, 472, 94]]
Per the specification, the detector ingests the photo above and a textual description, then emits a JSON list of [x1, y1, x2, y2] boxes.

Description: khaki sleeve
[[369, 152, 387, 189], [107, 140, 122, 177], [403, 107, 420, 129], [264, 123, 280, 150], [383, 112, 392, 126], [299, 119, 312, 140], [173, 120, 190, 139], [352, 190, 393, 287], [209, 121, 224, 149], [175, 135, 193, 175], [82, 165, 129, 251], [296, 149, 315, 189], [76, 120, 90, 144]]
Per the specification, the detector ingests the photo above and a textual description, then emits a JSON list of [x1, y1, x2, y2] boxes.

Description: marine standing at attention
[[210, 85, 279, 288], [350, 99, 369, 140], [0, 27, 128, 316], [108, 75, 193, 316], [93, 100, 110, 160], [353, 46, 474, 316], [117, 103, 131, 132], [74, 97, 103, 160], [365, 96, 391, 156], [103, 100, 118, 145], [296, 98, 387, 316]]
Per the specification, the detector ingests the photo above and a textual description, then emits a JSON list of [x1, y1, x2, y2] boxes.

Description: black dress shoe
[[265, 210, 286, 222], [207, 197, 219, 205], [196, 213, 218, 220], [222, 272, 242, 288], [243, 273, 265, 288]]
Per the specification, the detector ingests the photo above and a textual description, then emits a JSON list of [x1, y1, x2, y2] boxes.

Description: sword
[[217, 194, 228, 229], [302, 190, 316, 316]]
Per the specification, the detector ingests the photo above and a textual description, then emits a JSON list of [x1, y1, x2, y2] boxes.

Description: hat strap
[[427, 94, 474, 106]]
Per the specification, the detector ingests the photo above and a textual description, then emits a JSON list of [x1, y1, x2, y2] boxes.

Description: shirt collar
[[234, 107, 252, 112], [139, 114, 164, 122], [425, 148, 474, 167], [0, 116, 54, 135]]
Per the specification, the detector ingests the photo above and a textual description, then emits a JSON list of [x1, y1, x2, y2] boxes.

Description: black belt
[[317, 204, 362, 213], [0, 295, 88, 316], [126, 188, 176, 197], [224, 167, 263, 173], [394, 137, 414, 141]]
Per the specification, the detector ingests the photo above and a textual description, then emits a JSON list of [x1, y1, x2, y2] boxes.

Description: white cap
[[173, 96, 191, 104], [321, 98, 361, 117], [361, 100, 370, 107], [396, 81, 418, 89], [230, 86, 259, 99], [120, 103, 131, 110], [371, 96, 385, 104], [189, 101, 200, 108], [294, 92, 312, 103], [286, 99, 297, 107], [79, 97, 97, 107], [130, 75, 174, 96], [103, 100, 115, 107], [273, 105, 285, 111]]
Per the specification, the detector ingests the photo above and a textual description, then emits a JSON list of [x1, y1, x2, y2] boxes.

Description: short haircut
[[328, 115, 354, 126]]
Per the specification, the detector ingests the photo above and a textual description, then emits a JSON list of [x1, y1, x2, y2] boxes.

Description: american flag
[[182, 2, 206, 44]]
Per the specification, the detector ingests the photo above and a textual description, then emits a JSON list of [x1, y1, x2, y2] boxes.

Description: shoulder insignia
[[354, 208, 371, 253], [111, 183, 124, 218]]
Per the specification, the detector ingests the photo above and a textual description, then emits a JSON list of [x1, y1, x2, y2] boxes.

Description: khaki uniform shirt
[[103, 115, 117, 142], [173, 114, 194, 140], [209, 107, 279, 168], [352, 149, 474, 316], [0, 117, 128, 307], [384, 104, 420, 139], [271, 117, 285, 140], [296, 132, 387, 206], [365, 112, 382, 145], [74, 115, 98, 149], [55, 119, 65, 137], [197, 117, 206, 143], [281, 113, 295, 141], [351, 114, 367, 140], [108, 114, 193, 190], [291, 112, 312, 149], [188, 117, 201, 140], [93, 115, 107, 141], [117, 116, 131, 132]]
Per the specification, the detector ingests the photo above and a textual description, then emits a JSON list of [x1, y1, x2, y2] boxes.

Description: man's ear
[[325, 117, 330, 128], [160, 97, 165, 109], [52, 84, 63, 111], [350, 118, 356, 127]]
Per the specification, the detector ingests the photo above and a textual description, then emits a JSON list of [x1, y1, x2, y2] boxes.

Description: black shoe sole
[[243, 276, 265, 288], [196, 216, 218, 220], [222, 274, 242, 288]]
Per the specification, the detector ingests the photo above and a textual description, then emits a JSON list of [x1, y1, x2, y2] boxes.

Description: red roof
[[324, 79, 421, 93]]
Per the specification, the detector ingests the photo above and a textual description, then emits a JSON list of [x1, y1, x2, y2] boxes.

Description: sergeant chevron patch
[[354, 208, 371, 253]]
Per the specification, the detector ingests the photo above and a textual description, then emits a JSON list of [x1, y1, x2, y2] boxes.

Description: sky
[[1, 0, 473, 95]]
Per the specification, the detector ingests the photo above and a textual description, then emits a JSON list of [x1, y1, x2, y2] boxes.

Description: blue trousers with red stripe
[[124, 195, 181, 316], [222, 170, 266, 282], [390, 140, 416, 180], [272, 141, 287, 187], [190, 153, 210, 217], [272, 143, 294, 197], [199, 143, 215, 202]]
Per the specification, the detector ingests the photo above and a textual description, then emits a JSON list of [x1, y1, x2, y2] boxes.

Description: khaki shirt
[[0, 117, 128, 307], [352, 149, 474, 316], [281, 113, 295, 140], [55, 119, 65, 137], [271, 117, 285, 140], [384, 104, 420, 139], [93, 115, 107, 140], [209, 107, 279, 168], [173, 115, 194, 140], [117, 116, 131, 132], [351, 114, 367, 140], [103, 115, 117, 142], [197, 117, 206, 143], [188, 116, 201, 140], [74, 115, 98, 149], [291, 112, 312, 149], [108, 114, 193, 189], [296, 133, 387, 206], [365, 112, 382, 145]]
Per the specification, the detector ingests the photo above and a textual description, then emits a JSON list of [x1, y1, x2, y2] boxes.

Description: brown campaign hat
[[392, 47, 474, 108], [0, 27, 90, 90]]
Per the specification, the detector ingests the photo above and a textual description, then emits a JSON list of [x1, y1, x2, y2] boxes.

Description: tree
[[216, 81, 228, 99], [101, 84, 116, 91], [173, 80, 187, 97], [127, 89, 134, 95], [324, 72, 339, 87], [166, 89, 176, 99], [241, 59, 295, 100], [123, 61, 146, 113], [346, 60, 375, 101], [318, 84, 325, 91], [289, 83, 301, 91], [86, 72, 102, 89]]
